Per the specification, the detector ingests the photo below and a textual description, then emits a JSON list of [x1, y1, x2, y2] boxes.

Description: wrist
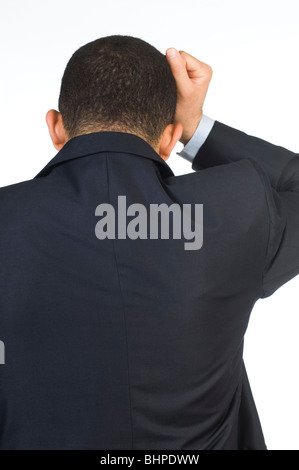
[[176, 115, 215, 163], [179, 112, 203, 146]]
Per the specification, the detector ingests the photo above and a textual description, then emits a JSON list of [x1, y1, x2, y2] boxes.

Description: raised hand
[[166, 48, 213, 145]]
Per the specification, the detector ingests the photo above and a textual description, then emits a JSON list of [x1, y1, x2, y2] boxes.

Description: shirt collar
[[34, 131, 174, 178]]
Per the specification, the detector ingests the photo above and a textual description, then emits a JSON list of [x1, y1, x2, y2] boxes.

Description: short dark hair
[[58, 35, 177, 148]]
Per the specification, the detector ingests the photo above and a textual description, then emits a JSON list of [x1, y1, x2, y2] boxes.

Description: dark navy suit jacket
[[0, 121, 298, 449]]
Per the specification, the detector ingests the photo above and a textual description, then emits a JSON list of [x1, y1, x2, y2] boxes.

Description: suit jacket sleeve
[[192, 121, 299, 298]]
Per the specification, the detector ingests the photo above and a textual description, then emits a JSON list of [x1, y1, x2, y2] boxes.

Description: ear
[[46, 109, 68, 151], [157, 122, 183, 161]]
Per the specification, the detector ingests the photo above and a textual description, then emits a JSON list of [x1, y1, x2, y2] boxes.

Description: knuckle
[[204, 64, 213, 77], [207, 65, 213, 75]]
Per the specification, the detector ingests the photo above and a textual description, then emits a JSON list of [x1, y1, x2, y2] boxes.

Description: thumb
[[166, 48, 191, 93]]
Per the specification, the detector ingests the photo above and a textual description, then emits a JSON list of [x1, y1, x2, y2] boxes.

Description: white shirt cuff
[[177, 115, 215, 163]]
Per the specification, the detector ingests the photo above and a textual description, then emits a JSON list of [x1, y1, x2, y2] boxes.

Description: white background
[[1, 0, 299, 450]]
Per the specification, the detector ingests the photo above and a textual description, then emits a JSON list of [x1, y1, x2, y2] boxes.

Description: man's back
[[2, 125, 296, 450]]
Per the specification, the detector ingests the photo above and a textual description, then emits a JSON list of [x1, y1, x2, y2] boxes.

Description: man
[[0, 35, 298, 450]]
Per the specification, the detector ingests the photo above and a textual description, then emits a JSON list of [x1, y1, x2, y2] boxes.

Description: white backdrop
[[1, 0, 299, 450]]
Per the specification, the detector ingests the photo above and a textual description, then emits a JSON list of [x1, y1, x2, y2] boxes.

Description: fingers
[[166, 48, 192, 94], [166, 48, 213, 89], [179, 51, 212, 77]]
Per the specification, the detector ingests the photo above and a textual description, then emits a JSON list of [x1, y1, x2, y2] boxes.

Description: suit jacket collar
[[35, 131, 174, 178]]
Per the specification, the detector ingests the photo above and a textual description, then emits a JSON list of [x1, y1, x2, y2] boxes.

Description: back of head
[[58, 35, 177, 149]]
